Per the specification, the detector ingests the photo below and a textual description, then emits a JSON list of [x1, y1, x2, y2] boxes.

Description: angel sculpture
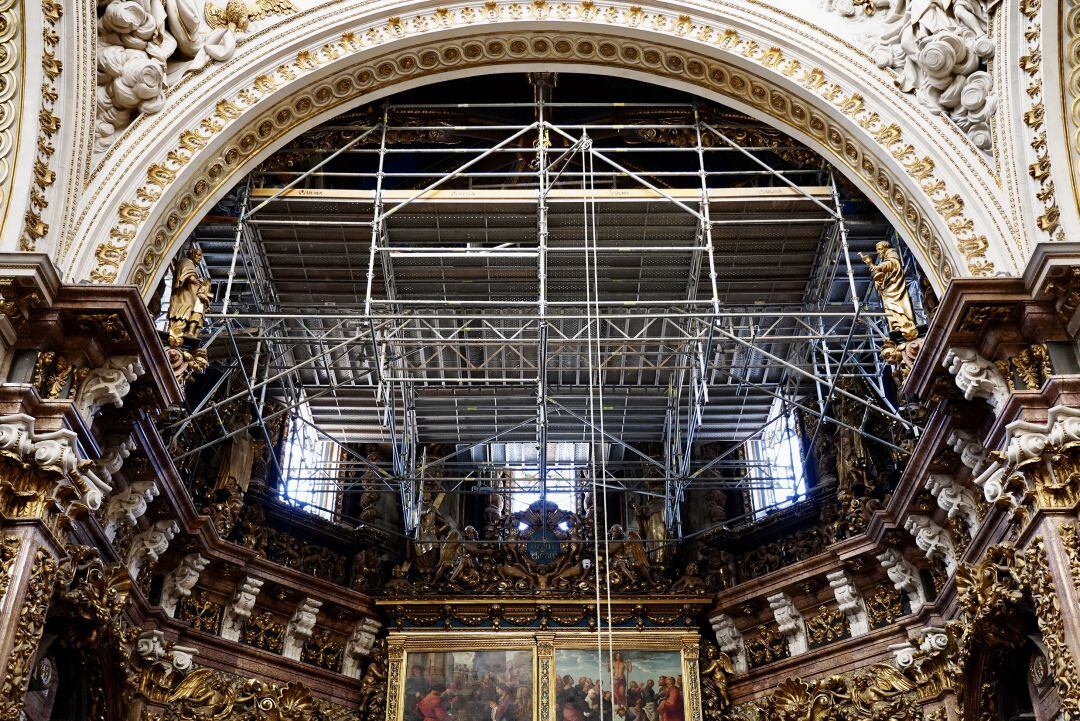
[[606, 524, 655, 587], [699, 642, 734, 716], [204, 0, 298, 33], [358, 640, 389, 721], [167, 668, 250, 716], [429, 525, 463, 586], [446, 525, 488, 588], [845, 663, 917, 717]]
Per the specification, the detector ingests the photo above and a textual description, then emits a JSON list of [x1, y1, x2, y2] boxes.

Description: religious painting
[[401, 649, 535, 721], [553, 649, 685, 721]]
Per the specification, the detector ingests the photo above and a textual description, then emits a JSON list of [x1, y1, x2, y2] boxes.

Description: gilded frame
[[384, 630, 702, 721], [386, 633, 540, 721]]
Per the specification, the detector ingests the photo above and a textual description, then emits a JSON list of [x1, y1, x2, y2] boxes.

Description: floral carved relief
[[94, 0, 297, 152], [827, 0, 1001, 152]]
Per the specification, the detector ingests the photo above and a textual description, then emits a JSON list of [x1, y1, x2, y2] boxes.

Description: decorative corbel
[[74, 354, 145, 422], [904, 515, 957, 575], [891, 625, 958, 697], [283, 597, 322, 660], [767, 592, 807, 656], [947, 429, 990, 474], [132, 630, 198, 703], [342, 617, 383, 679], [1004, 405, 1080, 509], [826, 569, 869, 636], [924, 473, 981, 534], [943, 348, 1010, 414], [709, 613, 747, 674], [103, 480, 160, 541], [127, 518, 179, 580], [890, 639, 918, 670], [160, 552, 209, 616], [0, 413, 106, 530], [221, 576, 264, 641], [84, 436, 136, 490], [876, 547, 927, 613]]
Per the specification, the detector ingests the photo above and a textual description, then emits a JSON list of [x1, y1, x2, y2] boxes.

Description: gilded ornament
[[1060, 522, 1080, 595], [805, 605, 849, 649], [30, 351, 76, 399], [204, 0, 297, 32], [241, 609, 286, 653], [1046, 268, 1080, 325], [1024, 539, 1080, 718], [1021, 0, 1062, 240], [0, 277, 44, 329], [745, 625, 788, 669], [302, 628, 345, 672], [73, 312, 132, 342], [0, 548, 57, 720], [166, 345, 210, 386], [166, 666, 353, 720], [19, 0, 62, 251], [130, 630, 198, 704], [863, 583, 905, 629], [995, 344, 1053, 391], [0, 535, 19, 602], [750, 663, 919, 721], [179, 588, 225, 634]]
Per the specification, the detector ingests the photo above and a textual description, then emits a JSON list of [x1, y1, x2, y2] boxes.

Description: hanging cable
[[587, 144, 617, 708], [580, 130, 606, 721]]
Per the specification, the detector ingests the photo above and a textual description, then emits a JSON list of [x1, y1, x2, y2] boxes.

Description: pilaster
[[0, 254, 179, 717]]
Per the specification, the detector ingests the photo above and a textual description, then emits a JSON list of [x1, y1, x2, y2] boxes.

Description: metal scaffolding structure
[[172, 77, 924, 534]]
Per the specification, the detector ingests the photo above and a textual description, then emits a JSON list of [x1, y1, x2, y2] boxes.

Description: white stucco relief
[[94, 0, 302, 152], [819, 0, 1002, 152]]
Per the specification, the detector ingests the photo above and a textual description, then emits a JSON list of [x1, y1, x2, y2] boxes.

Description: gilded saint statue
[[631, 498, 670, 565], [216, 410, 256, 493], [167, 247, 212, 347], [860, 241, 918, 341]]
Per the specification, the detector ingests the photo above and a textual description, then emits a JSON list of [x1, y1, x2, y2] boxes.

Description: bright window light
[[482, 441, 605, 513], [280, 404, 336, 520], [747, 399, 806, 517], [507, 466, 578, 513]]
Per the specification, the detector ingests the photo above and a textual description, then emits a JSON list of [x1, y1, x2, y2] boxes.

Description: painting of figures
[[554, 650, 684, 721], [403, 650, 534, 721]]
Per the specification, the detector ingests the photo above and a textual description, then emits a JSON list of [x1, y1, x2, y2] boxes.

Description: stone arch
[[62, 0, 1020, 296]]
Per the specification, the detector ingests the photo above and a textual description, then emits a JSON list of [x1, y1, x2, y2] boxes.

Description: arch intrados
[[73, 16, 996, 295], [143, 64, 948, 300]]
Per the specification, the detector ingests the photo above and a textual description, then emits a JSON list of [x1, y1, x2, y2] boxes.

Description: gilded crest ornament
[[204, 0, 297, 32]]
